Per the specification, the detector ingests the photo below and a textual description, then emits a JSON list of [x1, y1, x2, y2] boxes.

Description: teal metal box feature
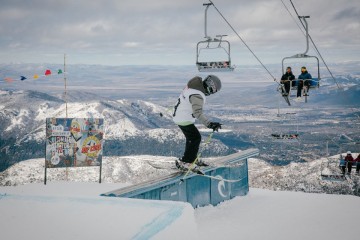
[[101, 149, 259, 208]]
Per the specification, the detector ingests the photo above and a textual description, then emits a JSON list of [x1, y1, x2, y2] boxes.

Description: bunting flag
[[4, 77, 14, 83], [2, 67, 64, 83]]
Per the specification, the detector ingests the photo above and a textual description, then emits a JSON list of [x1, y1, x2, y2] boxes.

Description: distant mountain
[[1, 154, 359, 198], [0, 89, 234, 171], [313, 75, 360, 105], [1, 63, 359, 172]]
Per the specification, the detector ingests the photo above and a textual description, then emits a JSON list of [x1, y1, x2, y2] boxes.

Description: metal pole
[[63, 54, 69, 180], [326, 141, 329, 157], [203, 3, 212, 39], [64, 54, 68, 118], [99, 161, 102, 183], [299, 16, 310, 56], [44, 161, 47, 185]]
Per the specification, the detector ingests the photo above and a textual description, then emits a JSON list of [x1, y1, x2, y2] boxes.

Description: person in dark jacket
[[297, 66, 312, 98], [281, 67, 295, 96], [345, 151, 354, 174], [355, 153, 360, 174]]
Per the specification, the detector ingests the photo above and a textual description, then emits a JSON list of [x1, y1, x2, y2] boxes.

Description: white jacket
[[173, 87, 207, 126]]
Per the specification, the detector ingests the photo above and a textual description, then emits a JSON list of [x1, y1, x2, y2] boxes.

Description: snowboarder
[[297, 66, 312, 98], [280, 66, 295, 96], [173, 75, 222, 169]]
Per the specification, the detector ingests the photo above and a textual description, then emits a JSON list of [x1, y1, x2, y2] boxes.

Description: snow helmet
[[203, 75, 222, 96], [347, 151, 351, 155]]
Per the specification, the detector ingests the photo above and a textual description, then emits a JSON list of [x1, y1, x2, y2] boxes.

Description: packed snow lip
[[1, 182, 359, 240]]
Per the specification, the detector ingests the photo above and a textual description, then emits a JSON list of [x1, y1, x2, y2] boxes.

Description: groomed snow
[[1, 154, 359, 239], [196, 188, 360, 240], [0, 182, 197, 240], [1, 182, 359, 240]]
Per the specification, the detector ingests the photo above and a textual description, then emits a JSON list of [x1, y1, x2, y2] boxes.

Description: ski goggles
[[204, 76, 218, 95]]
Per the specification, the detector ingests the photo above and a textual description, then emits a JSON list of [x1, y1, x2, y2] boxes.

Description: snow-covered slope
[[196, 188, 360, 240], [0, 182, 359, 240], [0, 155, 180, 186], [1, 153, 359, 197], [0, 89, 233, 171], [0, 182, 197, 240], [249, 154, 360, 196], [0, 89, 172, 142]]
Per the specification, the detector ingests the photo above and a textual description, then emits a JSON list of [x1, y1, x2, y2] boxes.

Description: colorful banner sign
[[45, 118, 104, 168]]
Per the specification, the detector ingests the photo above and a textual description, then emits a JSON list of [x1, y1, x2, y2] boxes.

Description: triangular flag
[[45, 69, 51, 76], [33, 74, 39, 79], [20, 76, 27, 81], [4, 77, 14, 82], [58, 69, 63, 74]]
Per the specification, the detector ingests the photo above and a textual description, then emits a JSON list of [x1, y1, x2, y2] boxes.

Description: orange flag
[[4, 77, 14, 82]]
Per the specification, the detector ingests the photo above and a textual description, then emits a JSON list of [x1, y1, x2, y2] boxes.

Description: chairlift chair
[[280, 16, 321, 104], [320, 156, 346, 181], [196, 3, 235, 72], [271, 133, 299, 143]]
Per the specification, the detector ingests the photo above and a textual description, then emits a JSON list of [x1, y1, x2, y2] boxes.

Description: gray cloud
[[0, 0, 359, 65]]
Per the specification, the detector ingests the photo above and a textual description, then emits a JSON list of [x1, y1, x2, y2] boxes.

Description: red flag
[[45, 69, 51, 76]]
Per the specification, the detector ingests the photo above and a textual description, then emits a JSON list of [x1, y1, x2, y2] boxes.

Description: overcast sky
[[0, 0, 359, 66]]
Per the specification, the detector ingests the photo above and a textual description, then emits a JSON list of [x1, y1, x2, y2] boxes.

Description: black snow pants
[[178, 124, 201, 163]]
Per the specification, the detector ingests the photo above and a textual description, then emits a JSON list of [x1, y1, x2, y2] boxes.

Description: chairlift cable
[[280, 0, 305, 36], [208, 0, 278, 83]]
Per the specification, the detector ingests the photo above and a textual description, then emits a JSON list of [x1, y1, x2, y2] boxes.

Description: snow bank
[[0, 182, 197, 240], [196, 188, 360, 240], [0, 182, 359, 240]]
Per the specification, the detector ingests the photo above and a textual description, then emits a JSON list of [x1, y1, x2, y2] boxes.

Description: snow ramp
[[0, 187, 197, 240], [101, 148, 259, 207]]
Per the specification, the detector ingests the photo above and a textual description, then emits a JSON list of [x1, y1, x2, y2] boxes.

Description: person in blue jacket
[[339, 154, 346, 175], [297, 66, 312, 98]]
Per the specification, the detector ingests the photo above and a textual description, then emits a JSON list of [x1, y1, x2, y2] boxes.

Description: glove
[[207, 122, 222, 132]]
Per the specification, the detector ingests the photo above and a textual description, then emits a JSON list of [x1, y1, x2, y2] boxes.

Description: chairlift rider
[[297, 66, 312, 98], [280, 66, 295, 96]]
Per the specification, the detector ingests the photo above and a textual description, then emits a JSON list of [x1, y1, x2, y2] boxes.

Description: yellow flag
[[33, 74, 39, 79]]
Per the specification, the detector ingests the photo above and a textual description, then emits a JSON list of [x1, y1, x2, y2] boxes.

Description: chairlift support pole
[[203, 3, 212, 40], [299, 16, 310, 56]]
